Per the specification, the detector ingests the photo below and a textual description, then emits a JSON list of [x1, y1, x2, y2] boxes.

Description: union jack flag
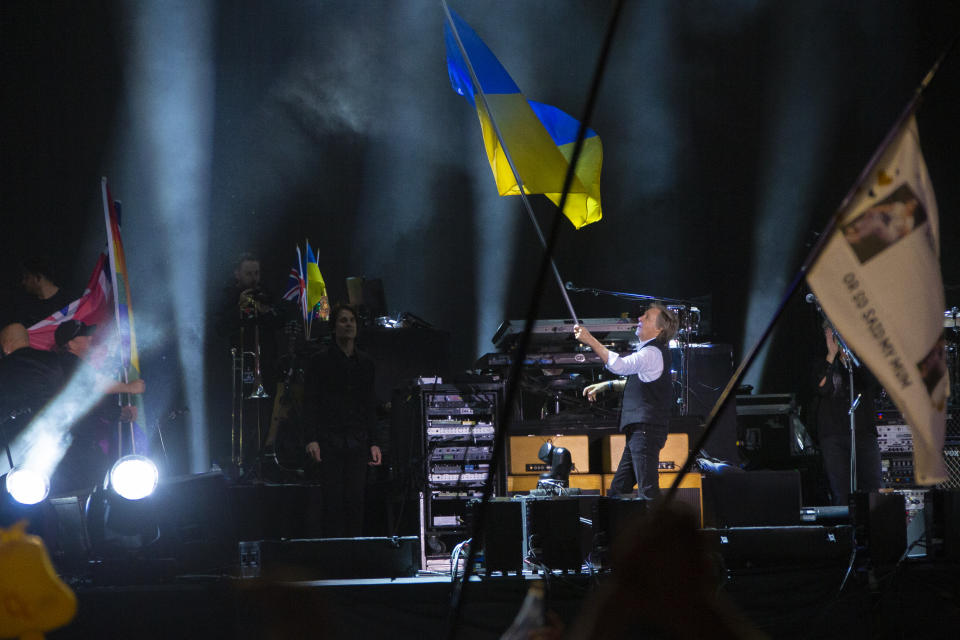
[[27, 253, 113, 351], [282, 263, 301, 301]]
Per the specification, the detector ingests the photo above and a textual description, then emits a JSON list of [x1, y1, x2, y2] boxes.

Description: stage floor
[[46, 555, 960, 639]]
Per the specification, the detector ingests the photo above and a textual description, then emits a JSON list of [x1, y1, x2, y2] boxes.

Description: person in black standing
[[0, 323, 66, 466], [575, 304, 679, 500], [303, 303, 382, 537], [211, 253, 281, 475], [811, 323, 882, 506]]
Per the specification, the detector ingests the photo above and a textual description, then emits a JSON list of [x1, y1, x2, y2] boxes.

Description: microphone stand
[[565, 282, 690, 305], [566, 282, 702, 416], [834, 332, 862, 498]]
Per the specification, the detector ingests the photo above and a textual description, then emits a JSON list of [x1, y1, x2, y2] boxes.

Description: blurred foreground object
[[0, 520, 77, 639]]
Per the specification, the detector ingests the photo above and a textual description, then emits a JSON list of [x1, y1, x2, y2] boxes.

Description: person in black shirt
[[211, 253, 282, 474], [303, 304, 382, 537], [17, 256, 73, 328], [811, 324, 881, 506]]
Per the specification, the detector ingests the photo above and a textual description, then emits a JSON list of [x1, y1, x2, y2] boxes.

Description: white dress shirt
[[605, 337, 664, 382]]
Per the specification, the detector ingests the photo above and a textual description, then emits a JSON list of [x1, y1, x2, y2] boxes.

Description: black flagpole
[[442, 1, 625, 638]]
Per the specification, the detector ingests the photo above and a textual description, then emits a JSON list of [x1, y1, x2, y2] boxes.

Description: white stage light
[[109, 455, 159, 501], [6, 466, 50, 505]]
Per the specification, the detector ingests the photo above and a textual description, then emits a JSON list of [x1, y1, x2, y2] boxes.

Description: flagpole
[[442, 2, 625, 637], [101, 178, 135, 457], [442, 1, 580, 324], [664, 36, 958, 503]]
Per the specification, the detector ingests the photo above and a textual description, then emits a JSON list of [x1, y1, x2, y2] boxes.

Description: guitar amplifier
[[508, 434, 590, 475], [506, 474, 603, 495], [939, 445, 960, 490], [602, 432, 689, 473]]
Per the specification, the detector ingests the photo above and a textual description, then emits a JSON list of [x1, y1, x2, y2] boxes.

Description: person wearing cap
[[51, 320, 147, 492], [51, 320, 146, 492]]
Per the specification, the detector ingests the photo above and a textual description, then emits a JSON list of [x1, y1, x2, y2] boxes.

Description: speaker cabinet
[[522, 496, 582, 572], [850, 491, 907, 567], [478, 498, 524, 574], [684, 344, 740, 464], [243, 536, 420, 580], [702, 470, 801, 527], [603, 432, 689, 473], [506, 474, 603, 495]]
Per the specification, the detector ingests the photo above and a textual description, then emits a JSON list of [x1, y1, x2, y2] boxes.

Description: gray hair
[[651, 303, 679, 342]]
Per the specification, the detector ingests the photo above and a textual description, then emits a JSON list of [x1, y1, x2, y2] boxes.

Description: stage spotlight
[[537, 442, 572, 490], [85, 460, 160, 553], [108, 455, 159, 501], [5, 466, 50, 506]]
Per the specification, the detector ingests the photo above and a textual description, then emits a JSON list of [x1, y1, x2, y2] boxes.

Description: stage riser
[[700, 526, 855, 570], [240, 537, 420, 580]]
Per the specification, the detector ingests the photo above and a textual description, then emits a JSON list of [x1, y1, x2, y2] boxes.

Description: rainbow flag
[[444, 8, 603, 229], [101, 177, 146, 451]]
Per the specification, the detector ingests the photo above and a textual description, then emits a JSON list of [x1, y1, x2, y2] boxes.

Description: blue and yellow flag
[[305, 241, 329, 326], [444, 9, 603, 229]]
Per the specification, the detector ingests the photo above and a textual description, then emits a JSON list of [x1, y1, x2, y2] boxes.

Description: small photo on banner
[[841, 184, 931, 263], [918, 335, 948, 399]]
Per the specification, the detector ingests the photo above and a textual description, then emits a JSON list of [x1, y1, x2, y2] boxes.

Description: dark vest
[[618, 340, 673, 430]]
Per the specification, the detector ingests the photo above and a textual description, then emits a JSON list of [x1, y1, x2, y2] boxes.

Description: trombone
[[231, 291, 270, 471]]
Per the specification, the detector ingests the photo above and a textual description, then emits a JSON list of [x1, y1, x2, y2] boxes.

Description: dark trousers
[[609, 422, 669, 500], [820, 433, 882, 506], [319, 446, 369, 537]]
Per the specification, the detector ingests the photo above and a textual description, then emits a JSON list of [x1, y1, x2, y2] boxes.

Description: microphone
[[848, 393, 863, 415], [565, 281, 575, 290], [805, 293, 817, 304]]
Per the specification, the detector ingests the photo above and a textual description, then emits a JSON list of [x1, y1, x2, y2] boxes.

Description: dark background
[[2, 1, 958, 470]]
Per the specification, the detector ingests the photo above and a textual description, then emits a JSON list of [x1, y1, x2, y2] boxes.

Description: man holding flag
[[51, 319, 146, 492]]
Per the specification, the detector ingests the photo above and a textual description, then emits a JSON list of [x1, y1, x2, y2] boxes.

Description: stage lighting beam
[[128, 1, 215, 472]]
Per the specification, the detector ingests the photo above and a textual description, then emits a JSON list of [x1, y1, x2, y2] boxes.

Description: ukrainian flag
[[305, 241, 328, 322], [445, 9, 603, 229]]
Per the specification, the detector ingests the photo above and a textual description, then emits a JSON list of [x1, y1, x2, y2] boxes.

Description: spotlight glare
[[6, 467, 50, 505], [109, 455, 159, 501]]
